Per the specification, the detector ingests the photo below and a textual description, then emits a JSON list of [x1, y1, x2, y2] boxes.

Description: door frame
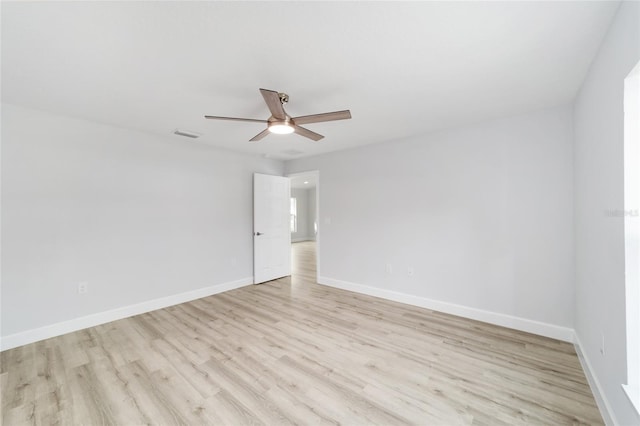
[[287, 170, 320, 279]]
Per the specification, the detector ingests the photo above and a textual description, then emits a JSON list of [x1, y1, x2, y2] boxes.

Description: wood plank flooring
[[1, 241, 603, 425]]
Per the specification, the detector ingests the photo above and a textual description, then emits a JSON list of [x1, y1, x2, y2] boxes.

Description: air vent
[[173, 129, 201, 139]]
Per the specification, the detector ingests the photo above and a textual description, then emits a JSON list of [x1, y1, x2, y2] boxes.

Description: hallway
[[290, 241, 316, 285]]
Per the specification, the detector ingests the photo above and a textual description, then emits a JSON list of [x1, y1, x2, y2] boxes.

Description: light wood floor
[[2, 241, 603, 425]]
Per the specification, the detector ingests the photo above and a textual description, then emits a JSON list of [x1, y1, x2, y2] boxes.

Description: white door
[[254, 173, 291, 284]]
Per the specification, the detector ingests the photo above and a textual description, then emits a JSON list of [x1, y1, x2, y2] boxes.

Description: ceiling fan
[[204, 88, 352, 142]]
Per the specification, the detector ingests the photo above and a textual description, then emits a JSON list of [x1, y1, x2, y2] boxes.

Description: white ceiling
[[290, 172, 318, 190], [1, 1, 619, 160]]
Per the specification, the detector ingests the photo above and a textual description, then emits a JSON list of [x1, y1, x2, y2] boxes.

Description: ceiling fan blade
[[294, 125, 324, 141], [259, 88, 287, 120], [292, 110, 352, 125], [204, 115, 268, 123], [249, 128, 271, 142]]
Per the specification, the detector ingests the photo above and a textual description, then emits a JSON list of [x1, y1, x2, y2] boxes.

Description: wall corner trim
[[0, 277, 254, 351], [317, 276, 575, 342], [574, 333, 618, 426]]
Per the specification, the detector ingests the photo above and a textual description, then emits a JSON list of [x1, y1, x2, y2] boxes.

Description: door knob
[[255, 232, 263, 236]]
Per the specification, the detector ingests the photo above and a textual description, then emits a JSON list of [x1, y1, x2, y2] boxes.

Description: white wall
[[1, 103, 283, 340], [308, 187, 317, 241], [290, 187, 317, 242], [573, 2, 640, 425], [291, 188, 311, 242], [286, 106, 574, 333]]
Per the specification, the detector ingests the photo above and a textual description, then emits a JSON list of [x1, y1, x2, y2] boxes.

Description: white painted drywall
[[290, 187, 317, 242], [308, 187, 317, 241], [291, 188, 310, 242], [573, 1, 640, 424], [1, 103, 283, 337], [286, 106, 574, 328]]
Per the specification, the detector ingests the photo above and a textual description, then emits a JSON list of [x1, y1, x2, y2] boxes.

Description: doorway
[[287, 171, 319, 283]]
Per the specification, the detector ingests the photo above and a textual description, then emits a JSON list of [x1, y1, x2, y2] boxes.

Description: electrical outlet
[[385, 264, 393, 274], [78, 282, 88, 295], [408, 267, 415, 276]]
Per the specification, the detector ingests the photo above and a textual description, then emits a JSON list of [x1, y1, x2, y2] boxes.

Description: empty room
[[1, 1, 639, 425]]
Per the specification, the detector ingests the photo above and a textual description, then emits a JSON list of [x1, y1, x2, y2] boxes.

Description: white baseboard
[[318, 276, 575, 342], [0, 277, 253, 351], [574, 333, 617, 426]]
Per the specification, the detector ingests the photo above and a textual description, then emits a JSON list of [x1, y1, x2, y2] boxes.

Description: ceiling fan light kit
[[205, 88, 351, 142], [268, 119, 294, 134]]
